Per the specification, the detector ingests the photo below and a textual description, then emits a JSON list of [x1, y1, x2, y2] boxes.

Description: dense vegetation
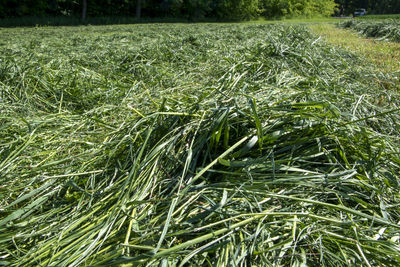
[[1, 0, 399, 22], [340, 19, 400, 42], [261, 0, 337, 18], [0, 0, 337, 21], [336, 0, 400, 15], [1, 23, 400, 266]]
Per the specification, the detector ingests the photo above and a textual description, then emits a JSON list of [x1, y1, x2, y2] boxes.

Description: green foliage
[[216, 0, 261, 20], [369, 0, 400, 14], [261, 0, 337, 18], [1, 0, 399, 21], [334, 0, 400, 16], [0, 0, 336, 21], [0, 23, 400, 265], [180, 0, 213, 20], [0, 0, 49, 17]]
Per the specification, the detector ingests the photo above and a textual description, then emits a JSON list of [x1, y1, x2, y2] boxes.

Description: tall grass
[[0, 23, 399, 266], [340, 19, 400, 42]]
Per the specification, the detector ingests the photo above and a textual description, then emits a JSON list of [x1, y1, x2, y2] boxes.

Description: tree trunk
[[136, 0, 141, 19], [82, 0, 87, 21]]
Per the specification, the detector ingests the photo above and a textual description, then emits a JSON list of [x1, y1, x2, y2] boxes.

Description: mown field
[[340, 19, 400, 42], [1, 23, 400, 266]]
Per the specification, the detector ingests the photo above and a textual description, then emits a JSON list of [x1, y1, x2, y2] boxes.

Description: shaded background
[[0, 0, 399, 27], [1, 0, 398, 21]]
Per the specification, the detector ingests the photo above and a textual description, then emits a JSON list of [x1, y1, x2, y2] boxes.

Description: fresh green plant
[[0, 23, 399, 266]]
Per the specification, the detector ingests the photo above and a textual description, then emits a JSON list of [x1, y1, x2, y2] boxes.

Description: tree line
[[336, 0, 400, 16], [0, 0, 399, 21]]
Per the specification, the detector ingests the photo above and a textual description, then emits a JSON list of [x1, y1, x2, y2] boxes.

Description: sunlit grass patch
[[340, 19, 400, 42], [310, 23, 400, 75]]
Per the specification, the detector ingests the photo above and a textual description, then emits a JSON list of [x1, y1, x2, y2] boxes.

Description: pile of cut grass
[[310, 23, 400, 74], [1, 23, 400, 266], [340, 19, 400, 42]]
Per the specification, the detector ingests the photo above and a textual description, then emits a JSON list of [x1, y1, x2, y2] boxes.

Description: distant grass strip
[[358, 14, 400, 20], [310, 23, 400, 74], [0, 16, 348, 28], [0, 16, 207, 27], [249, 17, 346, 24]]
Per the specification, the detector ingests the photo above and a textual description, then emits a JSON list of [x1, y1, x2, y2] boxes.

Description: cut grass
[[339, 19, 400, 42], [310, 23, 400, 75], [0, 23, 400, 266]]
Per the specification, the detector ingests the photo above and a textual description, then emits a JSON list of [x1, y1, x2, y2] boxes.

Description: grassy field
[[358, 14, 400, 20], [339, 19, 400, 42], [311, 23, 400, 73], [1, 22, 400, 266], [0, 15, 345, 28]]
